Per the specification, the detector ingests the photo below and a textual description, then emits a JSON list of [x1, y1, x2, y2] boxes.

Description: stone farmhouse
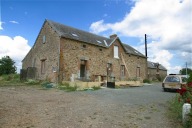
[[147, 61, 167, 81], [22, 19, 148, 83]]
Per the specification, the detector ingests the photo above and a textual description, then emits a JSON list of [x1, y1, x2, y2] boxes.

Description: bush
[[58, 82, 77, 92], [25, 79, 40, 85], [143, 79, 151, 83], [92, 86, 101, 90], [0, 74, 20, 82], [187, 73, 192, 83]]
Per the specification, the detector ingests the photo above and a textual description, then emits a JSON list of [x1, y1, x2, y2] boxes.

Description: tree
[[0, 56, 16, 75], [179, 68, 192, 75]]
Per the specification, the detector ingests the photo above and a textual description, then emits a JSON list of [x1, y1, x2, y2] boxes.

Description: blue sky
[[0, 0, 191, 74]]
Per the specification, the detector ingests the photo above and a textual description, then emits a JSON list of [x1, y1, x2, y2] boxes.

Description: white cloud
[[89, 0, 192, 73], [0, 21, 3, 30], [9, 21, 19, 24], [0, 36, 31, 73], [90, 20, 110, 34]]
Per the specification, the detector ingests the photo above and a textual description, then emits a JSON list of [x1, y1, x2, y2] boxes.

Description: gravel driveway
[[0, 83, 180, 128]]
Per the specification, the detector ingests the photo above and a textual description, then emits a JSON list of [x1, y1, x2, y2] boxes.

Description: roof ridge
[[46, 19, 110, 40]]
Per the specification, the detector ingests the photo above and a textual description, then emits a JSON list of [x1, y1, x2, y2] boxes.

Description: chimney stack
[[110, 34, 117, 39]]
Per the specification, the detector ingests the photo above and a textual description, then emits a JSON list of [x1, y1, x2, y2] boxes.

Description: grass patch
[[168, 94, 183, 121], [0, 74, 43, 87], [0, 74, 20, 82], [58, 82, 77, 92], [168, 94, 192, 128], [25, 79, 40, 85], [0, 74, 25, 86], [92, 86, 101, 90]]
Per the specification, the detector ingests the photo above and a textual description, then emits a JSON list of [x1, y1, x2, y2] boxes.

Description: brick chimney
[[110, 34, 117, 39]]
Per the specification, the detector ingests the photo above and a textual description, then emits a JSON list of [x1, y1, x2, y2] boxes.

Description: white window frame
[[114, 45, 119, 58]]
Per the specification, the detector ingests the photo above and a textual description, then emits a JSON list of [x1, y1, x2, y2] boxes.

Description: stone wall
[[22, 22, 147, 83], [60, 38, 147, 82], [148, 68, 167, 81], [22, 22, 60, 82]]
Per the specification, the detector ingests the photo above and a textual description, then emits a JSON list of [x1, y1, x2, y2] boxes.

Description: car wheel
[[163, 88, 167, 92]]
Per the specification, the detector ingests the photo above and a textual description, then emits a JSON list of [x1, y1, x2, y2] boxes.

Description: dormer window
[[114, 45, 119, 58], [43, 35, 46, 44]]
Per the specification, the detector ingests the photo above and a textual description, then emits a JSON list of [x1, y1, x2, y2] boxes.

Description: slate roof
[[122, 43, 145, 57], [148, 61, 167, 71], [46, 19, 146, 57]]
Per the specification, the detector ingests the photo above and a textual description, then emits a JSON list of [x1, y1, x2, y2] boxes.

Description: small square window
[[82, 44, 86, 49], [99, 48, 102, 51]]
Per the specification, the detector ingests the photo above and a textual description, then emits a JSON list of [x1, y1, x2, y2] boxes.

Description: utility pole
[[145, 34, 148, 79], [145, 34, 147, 57], [186, 62, 188, 77]]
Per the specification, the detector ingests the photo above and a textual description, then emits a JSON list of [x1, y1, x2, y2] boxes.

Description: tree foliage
[[0, 56, 16, 75], [179, 68, 192, 75]]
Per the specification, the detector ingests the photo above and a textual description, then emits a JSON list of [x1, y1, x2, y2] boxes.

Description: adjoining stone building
[[147, 61, 167, 81], [22, 19, 147, 83]]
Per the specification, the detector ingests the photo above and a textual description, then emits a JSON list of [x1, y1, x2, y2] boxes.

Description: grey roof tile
[[148, 61, 167, 70], [122, 43, 146, 57], [47, 20, 112, 48]]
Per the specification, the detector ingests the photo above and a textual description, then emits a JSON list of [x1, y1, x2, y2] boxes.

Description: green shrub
[[187, 73, 192, 83], [41, 81, 51, 87], [58, 82, 77, 92], [143, 79, 151, 83], [92, 86, 101, 90], [25, 79, 40, 85], [0, 74, 20, 83]]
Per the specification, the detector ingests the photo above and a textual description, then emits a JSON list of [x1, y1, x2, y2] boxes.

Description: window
[[41, 59, 46, 74], [114, 45, 119, 58], [165, 76, 180, 82], [107, 63, 112, 76], [72, 33, 78, 37], [121, 65, 125, 77], [43, 35, 46, 44], [82, 44, 86, 49]]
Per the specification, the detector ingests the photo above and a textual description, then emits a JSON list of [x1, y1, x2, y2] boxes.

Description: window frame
[[114, 45, 119, 58], [43, 35, 46, 44], [121, 65, 125, 77]]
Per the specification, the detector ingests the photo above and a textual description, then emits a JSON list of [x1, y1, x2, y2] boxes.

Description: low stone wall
[[62, 81, 101, 90], [115, 81, 142, 87], [62, 80, 142, 90]]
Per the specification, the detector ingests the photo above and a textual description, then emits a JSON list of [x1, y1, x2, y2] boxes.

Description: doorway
[[80, 60, 86, 79]]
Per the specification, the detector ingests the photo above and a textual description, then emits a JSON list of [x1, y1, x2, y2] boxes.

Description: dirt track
[[0, 84, 181, 128]]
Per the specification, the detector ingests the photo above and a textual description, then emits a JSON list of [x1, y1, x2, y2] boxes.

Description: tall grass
[[168, 94, 192, 128]]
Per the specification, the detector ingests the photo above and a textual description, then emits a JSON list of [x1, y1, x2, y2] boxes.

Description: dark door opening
[[80, 64, 86, 78], [80, 60, 87, 80]]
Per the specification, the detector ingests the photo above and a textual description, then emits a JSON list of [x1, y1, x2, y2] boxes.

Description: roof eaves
[[60, 36, 108, 48]]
